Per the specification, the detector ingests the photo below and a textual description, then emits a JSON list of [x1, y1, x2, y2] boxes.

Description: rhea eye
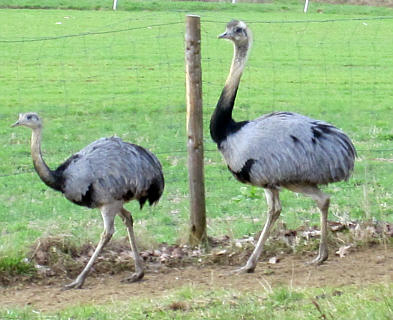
[[235, 27, 243, 33], [27, 115, 32, 120]]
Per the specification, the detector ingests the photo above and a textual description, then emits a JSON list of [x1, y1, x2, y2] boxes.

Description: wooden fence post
[[185, 15, 207, 246]]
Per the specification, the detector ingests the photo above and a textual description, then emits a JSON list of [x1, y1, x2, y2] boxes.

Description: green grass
[[0, 256, 35, 277], [0, 0, 392, 275], [1, 0, 393, 15], [1, 284, 393, 319]]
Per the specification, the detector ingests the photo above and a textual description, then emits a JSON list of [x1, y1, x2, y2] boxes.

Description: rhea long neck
[[210, 39, 251, 145], [30, 128, 59, 190]]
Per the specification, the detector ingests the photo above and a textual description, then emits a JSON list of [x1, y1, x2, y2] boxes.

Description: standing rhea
[[12, 112, 164, 289], [210, 21, 356, 273]]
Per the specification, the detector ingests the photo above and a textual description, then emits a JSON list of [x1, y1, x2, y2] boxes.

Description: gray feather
[[220, 112, 356, 187], [61, 137, 164, 207]]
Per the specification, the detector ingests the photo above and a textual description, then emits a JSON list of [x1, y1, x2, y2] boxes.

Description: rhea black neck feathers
[[210, 33, 251, 146], [210, 85, 247, 146]]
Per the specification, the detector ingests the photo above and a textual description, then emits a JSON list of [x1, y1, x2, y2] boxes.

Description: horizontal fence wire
[[205, 15, 393, 24], [0, 21, 184, 43], [2, 16, 393, 43]]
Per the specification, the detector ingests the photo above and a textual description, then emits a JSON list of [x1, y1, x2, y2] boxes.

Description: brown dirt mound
[[1, 220, 392, 286], [29, 220, 393, 275]]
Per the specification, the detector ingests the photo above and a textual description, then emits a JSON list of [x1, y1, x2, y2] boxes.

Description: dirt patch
[[1, 245, 392, 312], [1, 221, 392, 312]]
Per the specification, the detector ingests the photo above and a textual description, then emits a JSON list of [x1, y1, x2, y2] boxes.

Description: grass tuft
[[0, 256, 35, 284]]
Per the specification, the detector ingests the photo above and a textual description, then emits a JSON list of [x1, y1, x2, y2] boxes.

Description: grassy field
[[0, 1, 392, 316], [1, 0, 392, 259]]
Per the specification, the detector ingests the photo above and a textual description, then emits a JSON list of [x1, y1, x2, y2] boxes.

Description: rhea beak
[[218, 32, 230, 39], [11, 121, 20, 128]]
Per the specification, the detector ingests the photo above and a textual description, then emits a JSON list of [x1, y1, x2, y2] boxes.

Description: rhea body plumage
[[12, 112, 164, 289], [210, 20, 356, 273]]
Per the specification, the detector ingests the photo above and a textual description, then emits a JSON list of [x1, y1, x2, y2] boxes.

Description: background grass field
[[0, 0, 392, 317], [1, 0, 392, 261]]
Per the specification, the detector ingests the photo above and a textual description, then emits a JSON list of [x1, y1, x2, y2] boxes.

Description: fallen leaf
[[332, 290, 343, 296], [284, 230, 297, 237], [328, 221, 346, 232], [214, 249, 227, 256], [268, 256, 280, 264], [159, 253, 170, 263], [385, 223, 393, 237], [153, 249, 162, 257], [335, 245, 352, 258], [168, 301, 187, 311], [302, 230, 321, 240], [171, 248, 184, 259]]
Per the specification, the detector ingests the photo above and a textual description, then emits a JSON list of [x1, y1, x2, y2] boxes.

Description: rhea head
[[218, 20, 252, 48], [11, 112, 42, 129]]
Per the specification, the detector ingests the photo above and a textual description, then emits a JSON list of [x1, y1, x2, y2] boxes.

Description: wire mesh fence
[[1, 11, 392, 248]]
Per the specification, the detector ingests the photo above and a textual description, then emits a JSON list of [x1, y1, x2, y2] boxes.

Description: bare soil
[[1, 244, 392, 312]]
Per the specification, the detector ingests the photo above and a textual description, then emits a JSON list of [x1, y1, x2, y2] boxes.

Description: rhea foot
[[307, 251, 328, 265], [63, 278, 85, 290], [121, 271, 144, 283], [231, 263, 255, 275]]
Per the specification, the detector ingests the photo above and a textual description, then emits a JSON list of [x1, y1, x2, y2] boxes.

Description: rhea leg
[[286, 184, 330, 264], [236, 188, 282, 273], [64, 205, 116, 289], [120, 208, 144, 282]]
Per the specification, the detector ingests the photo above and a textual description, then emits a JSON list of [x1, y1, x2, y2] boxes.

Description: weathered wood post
[[185, 15, 207, 246]]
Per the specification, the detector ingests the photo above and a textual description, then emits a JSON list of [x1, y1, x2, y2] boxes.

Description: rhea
[[12, 112, 165, 289], [210, 21, 356, 273]]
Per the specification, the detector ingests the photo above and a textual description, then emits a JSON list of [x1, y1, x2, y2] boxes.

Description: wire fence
[[1, 12, 392, 245]]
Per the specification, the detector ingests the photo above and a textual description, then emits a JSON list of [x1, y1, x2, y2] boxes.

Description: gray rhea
[[12, 112, 164, 289], [210, 20, 356, 273]]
